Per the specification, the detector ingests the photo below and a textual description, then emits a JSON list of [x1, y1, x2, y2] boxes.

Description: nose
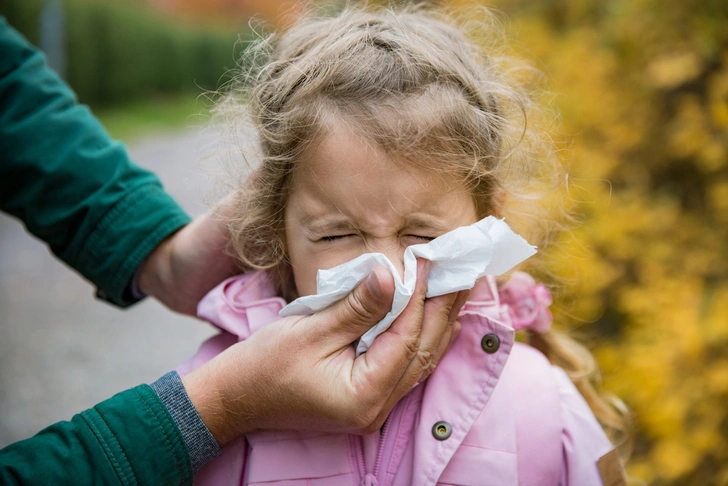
[[368, 240, 407, 281]]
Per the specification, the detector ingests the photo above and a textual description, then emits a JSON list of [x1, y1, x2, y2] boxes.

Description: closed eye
[[319, 234, 355, 242], [407, 235, 436, 242]]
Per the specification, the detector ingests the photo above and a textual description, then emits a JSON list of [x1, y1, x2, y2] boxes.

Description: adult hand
[[182, 259, 468, 446], [136, 202, 239, 316]]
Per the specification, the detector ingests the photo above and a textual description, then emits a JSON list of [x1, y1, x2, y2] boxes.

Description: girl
[[180, 6, 629, 485]]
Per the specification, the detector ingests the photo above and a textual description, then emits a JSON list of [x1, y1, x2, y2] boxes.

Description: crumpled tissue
[[280, 216, 536, 355]]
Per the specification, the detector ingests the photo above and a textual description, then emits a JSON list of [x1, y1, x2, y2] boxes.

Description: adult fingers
[[307, 266, 395, 348], [448, 289, 470, 324], [354, 259, 450, 430], [363, 299, 454, 431], [406, 291, 457, 384], [344, 259, 429, 416], [359, 258, 430, 373]]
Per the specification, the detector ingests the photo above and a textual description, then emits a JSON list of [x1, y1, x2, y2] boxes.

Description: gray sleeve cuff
[[150, 371, 222, 473]]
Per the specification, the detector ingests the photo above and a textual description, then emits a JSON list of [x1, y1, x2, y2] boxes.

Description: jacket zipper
[[351, 418, 389, 486], [372, 416, 391, 481], [356, 421, 387, 486], [355, 435, 367, 483], [353, 393, 411, 486]]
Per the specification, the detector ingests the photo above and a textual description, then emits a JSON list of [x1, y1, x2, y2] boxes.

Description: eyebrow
[[402, 215, 447, 230], [304, 217, 355, 233]]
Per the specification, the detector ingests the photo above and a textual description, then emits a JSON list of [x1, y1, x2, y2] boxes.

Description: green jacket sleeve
[[0, 17, 192, 306], [0, 385, 193, 486]]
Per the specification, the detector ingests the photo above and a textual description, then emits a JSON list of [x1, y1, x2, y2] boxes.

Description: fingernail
[[367, 271, 383, 300]]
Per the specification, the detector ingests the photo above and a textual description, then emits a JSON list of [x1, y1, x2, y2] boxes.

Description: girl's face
[[284, 124, 479, 297]]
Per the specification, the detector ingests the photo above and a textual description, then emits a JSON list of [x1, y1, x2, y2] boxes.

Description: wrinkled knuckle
[[416, 350, 433, 370], [440, 298, 457, 321], [402, 335, 420, 361], [422, 360, 437, 380]]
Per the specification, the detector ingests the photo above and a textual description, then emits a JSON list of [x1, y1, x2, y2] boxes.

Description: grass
[[94, 92, 213, 143]]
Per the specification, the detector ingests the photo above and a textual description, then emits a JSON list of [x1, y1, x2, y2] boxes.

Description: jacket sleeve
[[0, 385, 193, 486], [554, 367, 626, 486], [0, 17, 191, 307]]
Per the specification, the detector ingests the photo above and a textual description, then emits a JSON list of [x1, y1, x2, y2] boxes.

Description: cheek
[[290, 259, 317, 297], [284, 212, 364, 297]]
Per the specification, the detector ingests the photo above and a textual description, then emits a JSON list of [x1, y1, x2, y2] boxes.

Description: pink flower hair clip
[[499, 272, 553, 333]]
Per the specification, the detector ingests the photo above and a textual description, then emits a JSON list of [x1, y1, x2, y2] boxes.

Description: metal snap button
[[432, 421, 452, 440], [480, 333, 500, 354]]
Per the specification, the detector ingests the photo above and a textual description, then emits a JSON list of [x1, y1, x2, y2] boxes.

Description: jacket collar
[[197, 271, 287, 340]]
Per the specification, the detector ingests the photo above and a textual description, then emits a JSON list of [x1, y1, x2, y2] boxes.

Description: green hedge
[[1, 0, 247, 105]]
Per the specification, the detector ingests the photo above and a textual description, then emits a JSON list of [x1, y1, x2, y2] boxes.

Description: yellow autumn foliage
[[442, 0, 728, 483]]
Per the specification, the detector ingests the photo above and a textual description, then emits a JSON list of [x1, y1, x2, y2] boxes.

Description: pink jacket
[[178, 271, 615, 486]]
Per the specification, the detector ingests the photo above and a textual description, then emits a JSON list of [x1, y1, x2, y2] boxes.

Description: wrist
[[137, 235, 174, 300], [181, 344, 258, 446]]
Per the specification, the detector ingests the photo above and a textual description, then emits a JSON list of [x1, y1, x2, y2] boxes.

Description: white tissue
[[280, 216, 536, 355]]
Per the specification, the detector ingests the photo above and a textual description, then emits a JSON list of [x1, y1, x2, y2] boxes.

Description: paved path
[[0, 127, 236, 447]]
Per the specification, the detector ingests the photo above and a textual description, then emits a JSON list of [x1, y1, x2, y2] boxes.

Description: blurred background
[[1, 0, 727, 484]]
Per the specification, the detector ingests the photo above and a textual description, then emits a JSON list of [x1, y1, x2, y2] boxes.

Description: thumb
[[308, 266, 395, 347]]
